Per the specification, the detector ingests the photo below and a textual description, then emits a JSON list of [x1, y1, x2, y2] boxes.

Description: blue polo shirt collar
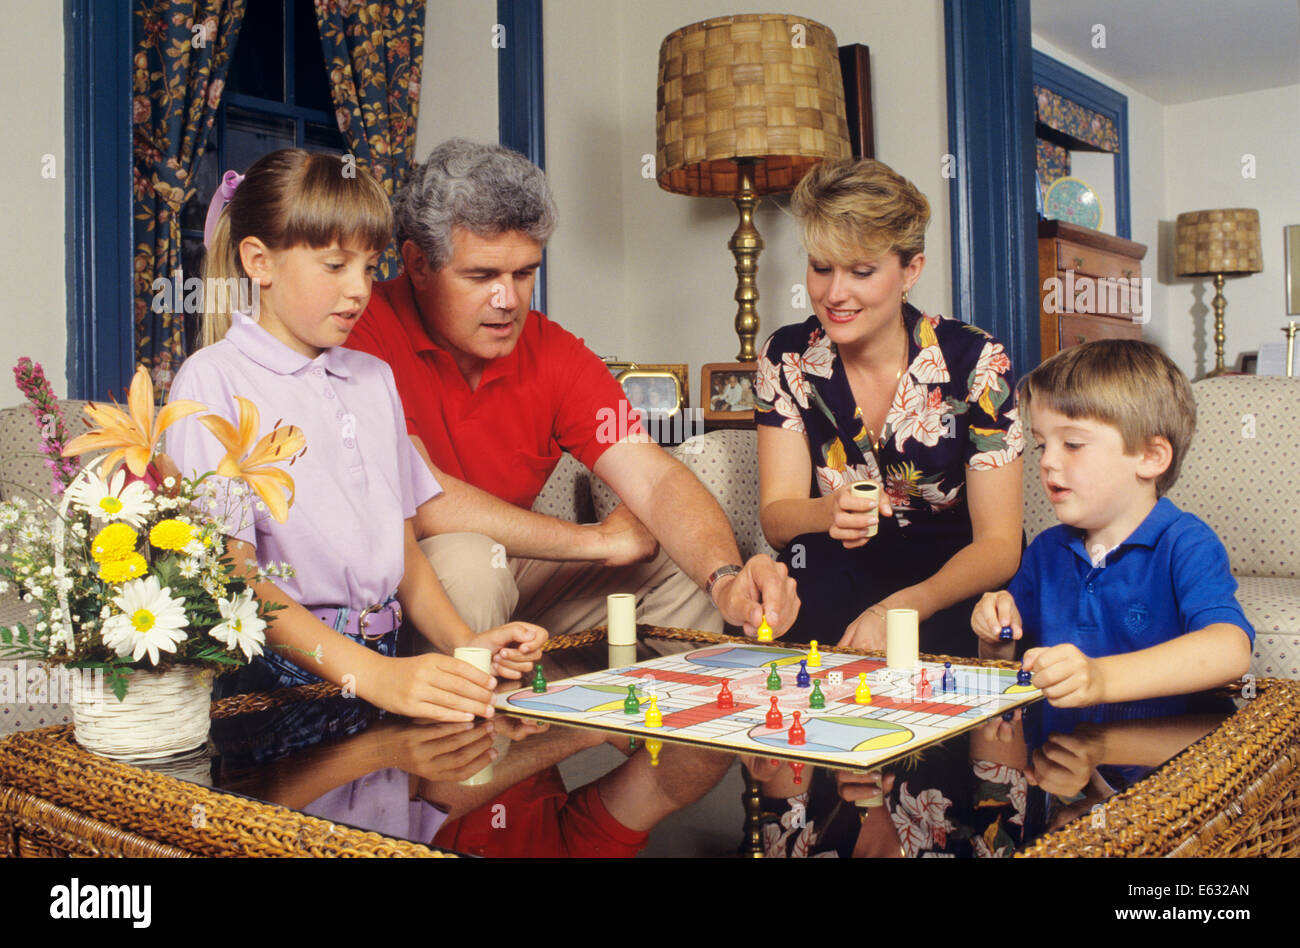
[[226, 311, 352, 378], [1064, 497, 1179, 565]]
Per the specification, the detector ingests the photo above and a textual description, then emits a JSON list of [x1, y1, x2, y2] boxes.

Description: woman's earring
[[902, 290, 909, 304]]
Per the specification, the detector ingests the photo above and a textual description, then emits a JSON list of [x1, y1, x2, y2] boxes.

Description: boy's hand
[[828, 481, 893, 549], [383, 654, 497, 722], [971, 590, 1023, 644], [835, 769, 895, 805], [472, 621, 548, 680], [1022, 644, 1104, 708]]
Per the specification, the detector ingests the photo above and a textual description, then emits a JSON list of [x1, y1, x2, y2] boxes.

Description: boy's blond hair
[[790, 157, 929, 267], [1020, 340, 1196, 496]]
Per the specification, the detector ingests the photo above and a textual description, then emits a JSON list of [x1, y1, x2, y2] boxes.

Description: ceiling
[[1031, 0, 1300, 104]]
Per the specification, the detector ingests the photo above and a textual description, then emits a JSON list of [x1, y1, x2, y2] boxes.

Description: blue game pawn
[[796, 660, 811, 688], [999, 625, 1014, 641], [941, 661, 956, 693], [766, 662, 782, 691], [1017, 666, 1032, 687], [623, 684, 640, 714]]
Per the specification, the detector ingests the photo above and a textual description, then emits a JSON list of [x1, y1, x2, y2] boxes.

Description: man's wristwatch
[[705, 564, 743, 603]]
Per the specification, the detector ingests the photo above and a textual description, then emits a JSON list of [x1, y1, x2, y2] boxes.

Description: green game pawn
[[809, 679, 825, 709], [623, 684, 640, 714], [766, 662, 782, 691], [531, 663, 547, 693]]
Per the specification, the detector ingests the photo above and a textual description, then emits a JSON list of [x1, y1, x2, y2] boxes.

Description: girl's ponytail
[[200, 208, 240, 347]]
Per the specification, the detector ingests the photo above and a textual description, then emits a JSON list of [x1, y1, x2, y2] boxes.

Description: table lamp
[[1174, 208, 1263, 377], [655, 13, 851, 361]]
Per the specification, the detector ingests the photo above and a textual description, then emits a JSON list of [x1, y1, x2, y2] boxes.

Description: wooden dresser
[[1037, 220, 1148, 362]]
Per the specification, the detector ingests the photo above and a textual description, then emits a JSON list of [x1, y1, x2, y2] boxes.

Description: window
[[177, 0, 347, 347]]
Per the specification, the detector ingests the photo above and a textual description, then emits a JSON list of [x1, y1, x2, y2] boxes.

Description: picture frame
[[616, 368, 684, 420], [604, 362, 690, 410], [702, 362, 757, 428]]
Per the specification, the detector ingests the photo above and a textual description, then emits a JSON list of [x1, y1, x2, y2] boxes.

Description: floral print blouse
[[754, 306, 1023, 538]]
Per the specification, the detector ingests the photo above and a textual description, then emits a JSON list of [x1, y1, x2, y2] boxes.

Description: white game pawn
[[644, 676, 658, 698], [827, 671, 843, 687]]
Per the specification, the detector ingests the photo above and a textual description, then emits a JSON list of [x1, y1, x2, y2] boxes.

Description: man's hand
[[713, 555, 800, 637], [591, 503, 659, 567]]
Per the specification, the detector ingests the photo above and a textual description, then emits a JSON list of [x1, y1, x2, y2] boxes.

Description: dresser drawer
[[1056, 241, 1142, 281], [1057, 313, 1143, 350], [1047, 270, 1144, 318]]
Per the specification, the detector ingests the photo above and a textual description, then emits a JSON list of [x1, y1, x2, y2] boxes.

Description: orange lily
[[198, 397, 306, 523], [63, 366, 206, 476]]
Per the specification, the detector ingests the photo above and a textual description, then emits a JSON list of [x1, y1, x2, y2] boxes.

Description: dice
[[827, 671, 843, 687]]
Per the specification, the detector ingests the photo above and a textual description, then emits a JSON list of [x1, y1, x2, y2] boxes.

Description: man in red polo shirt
[[347, 139, 798, 642]]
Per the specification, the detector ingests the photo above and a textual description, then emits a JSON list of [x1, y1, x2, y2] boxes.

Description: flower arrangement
[[0, 363, 304, 700]]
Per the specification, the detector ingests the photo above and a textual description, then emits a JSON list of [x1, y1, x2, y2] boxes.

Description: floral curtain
[[133, 0, 246, 396], [315, 0, 426, 278], [1033, 85, 1119, 194]]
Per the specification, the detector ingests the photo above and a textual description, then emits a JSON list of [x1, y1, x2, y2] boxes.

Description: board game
[[496, 643, 1041, 768]]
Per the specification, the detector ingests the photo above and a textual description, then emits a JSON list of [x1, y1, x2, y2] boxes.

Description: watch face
[[1044, 176, 1103, 230]]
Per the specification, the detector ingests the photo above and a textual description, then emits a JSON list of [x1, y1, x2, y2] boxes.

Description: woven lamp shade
[[1175, 208, 1263, 277], [656, 13, 852, 197]]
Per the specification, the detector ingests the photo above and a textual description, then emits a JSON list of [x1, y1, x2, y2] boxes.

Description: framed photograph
[[617, 369, 683, 419], [702, 362, 757, 428], [604, 362, 690, 409]]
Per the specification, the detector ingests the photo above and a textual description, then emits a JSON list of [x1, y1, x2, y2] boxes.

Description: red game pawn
[[788, 711, 806, 745], [717, 681, 735, 710], [917, 669, 932, 699], [789, 761, 805, 785], [765, 696, 783, 728]]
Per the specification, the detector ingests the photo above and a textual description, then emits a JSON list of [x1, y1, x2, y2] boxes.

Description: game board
[[496, 643, 1041, 768]]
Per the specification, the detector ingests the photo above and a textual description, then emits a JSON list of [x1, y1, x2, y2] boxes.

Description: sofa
[[2, 375, 1296, 735]]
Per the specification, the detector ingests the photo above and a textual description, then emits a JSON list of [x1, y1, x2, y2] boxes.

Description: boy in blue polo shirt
[[972, 340, 1252, 707]]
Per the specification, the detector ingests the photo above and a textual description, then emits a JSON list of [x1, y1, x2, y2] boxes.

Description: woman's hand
[[840, 603, 888, 650], [827, 480, 893, 549]]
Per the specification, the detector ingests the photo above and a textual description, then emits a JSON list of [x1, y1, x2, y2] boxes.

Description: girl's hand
[[383, 654, 497, 722], [390, 720, 499, 782], [827, 481, 893, 549], [473, 621, 548, 680]]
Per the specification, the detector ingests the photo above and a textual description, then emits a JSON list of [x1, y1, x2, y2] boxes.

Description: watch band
[[705, 564, 743, 601]]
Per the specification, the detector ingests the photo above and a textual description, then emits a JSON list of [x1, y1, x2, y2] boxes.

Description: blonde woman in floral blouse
[[755, 158, 1024, 656]]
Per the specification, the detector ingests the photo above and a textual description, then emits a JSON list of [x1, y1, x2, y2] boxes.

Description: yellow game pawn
[[756, 616, 773, 642], [854, 672, 872, 704], [644, 694, 663, 728], [808, 640, 822, 667], [645, 738, 663, 767]]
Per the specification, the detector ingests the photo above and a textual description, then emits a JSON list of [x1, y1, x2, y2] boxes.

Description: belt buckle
[[358, 600, 402, 641]]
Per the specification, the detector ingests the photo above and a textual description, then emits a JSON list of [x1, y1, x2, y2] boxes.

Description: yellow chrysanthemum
[[98, 553, 148, 583], [91, 523, 139, 563], [149, 518, 195, 552]]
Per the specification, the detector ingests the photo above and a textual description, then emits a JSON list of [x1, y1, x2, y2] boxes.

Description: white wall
[[1030, 35, 1170, 362], [544, 0, 951, 394], [1164, 84, 1300, 376], [416, 0, 500, 157], [0, 1, 66, 397]]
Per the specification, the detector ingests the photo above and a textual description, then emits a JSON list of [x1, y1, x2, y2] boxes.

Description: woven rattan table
[[2, 627, 1298, 857]]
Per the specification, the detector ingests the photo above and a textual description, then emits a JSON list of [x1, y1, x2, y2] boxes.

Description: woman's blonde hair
[[791, 157, 930, 267], [200, 150, 393, 346]]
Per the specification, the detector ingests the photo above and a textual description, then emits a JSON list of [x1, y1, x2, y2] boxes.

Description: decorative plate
[[1044, 176, 1103, 230]]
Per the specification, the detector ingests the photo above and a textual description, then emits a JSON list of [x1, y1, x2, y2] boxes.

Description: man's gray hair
[[393, 139, 558, 269]]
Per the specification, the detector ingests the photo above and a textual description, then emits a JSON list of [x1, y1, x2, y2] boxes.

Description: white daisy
[[69, 468, 154, 528], [208, 589, 266, 661], [100, 575, 188, 666]]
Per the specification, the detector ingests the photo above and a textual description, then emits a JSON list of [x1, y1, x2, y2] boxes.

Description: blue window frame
[[497, 0, 546, 313]]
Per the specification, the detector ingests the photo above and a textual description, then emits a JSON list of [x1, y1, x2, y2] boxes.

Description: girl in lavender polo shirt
[[166, 149, 546, 721]]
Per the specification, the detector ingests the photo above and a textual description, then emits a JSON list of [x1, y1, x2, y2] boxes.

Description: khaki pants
[[417, 532, 722, 642]]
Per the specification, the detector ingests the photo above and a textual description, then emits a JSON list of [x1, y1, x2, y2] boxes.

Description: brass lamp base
[[1206, 273, 1231, 377], [729, 160, 763, 362]]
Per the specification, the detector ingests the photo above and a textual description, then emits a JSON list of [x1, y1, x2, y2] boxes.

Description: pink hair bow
[[202, 170, 245, 248]]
